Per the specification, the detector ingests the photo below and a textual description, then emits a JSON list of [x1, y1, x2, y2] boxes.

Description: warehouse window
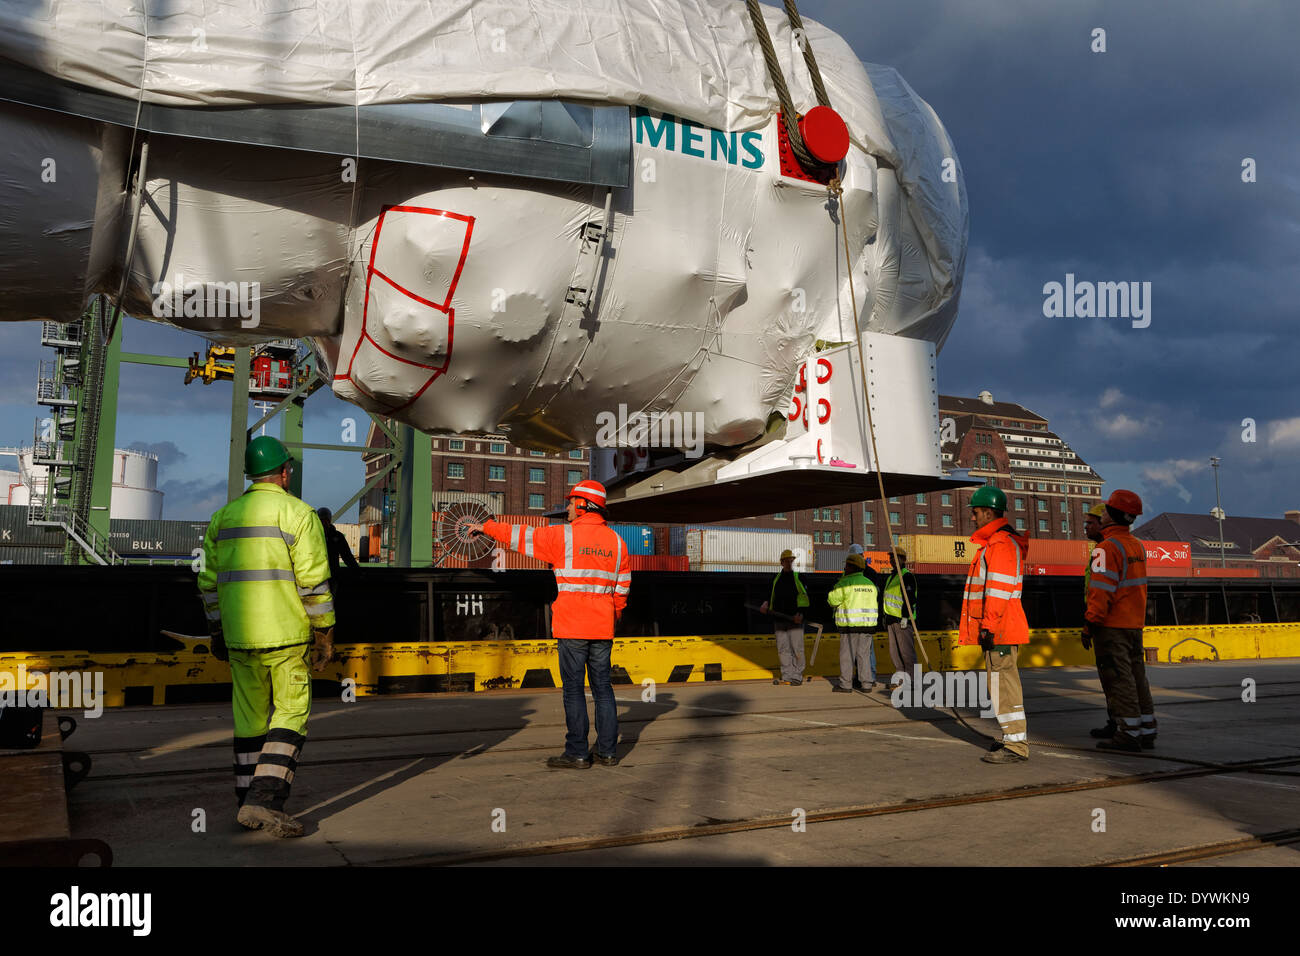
[[528, 467, 545, 483], [530, 450, 546, 457], [1062, 521, 1069, 533], [567, 470, 582, 485], [974, 454, 995, 471], [864, 511, 874, 523], [488, 465, 505, 481], [569, 450, 583, 459], [528, 494, 545, 510], [864, 533, 875, 546], [889, 496, 900, 504], [834, 531, 842, 545], [1016, 518, 1026, 531], [1059, 501, 1067, 513], [892, 534, 900, 546], [774, 512, 786, 520], [941, 493, 951, 506], [942, 514, 953, 528], [448, 439, 465, 451], [833, 508, 841, 521], [1037, 482, 1046, 491], [915, 493, 926, 504], [1037, 500, 1047, 512], [916, 514, 928, 526], [490, 442, 506, 454], [1038, 519, 1048, 532], [1015, 498, 1025, 510], [1014, 481, 1024, 490], [889, 512, 901, 525], [447, 463, 465, 479]]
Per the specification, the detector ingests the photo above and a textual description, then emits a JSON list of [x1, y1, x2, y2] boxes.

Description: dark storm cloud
[[125, 439, 187, 473], [802, 0, 1298, 520]]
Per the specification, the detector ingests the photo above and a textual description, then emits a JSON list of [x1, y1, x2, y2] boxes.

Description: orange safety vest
[[1085, 525, 1148, 629], [484, 511, 630, 639], [958, 518, 1030, 646]]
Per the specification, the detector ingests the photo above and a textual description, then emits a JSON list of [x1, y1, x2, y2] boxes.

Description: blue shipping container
[[610, 523, 654, 556]]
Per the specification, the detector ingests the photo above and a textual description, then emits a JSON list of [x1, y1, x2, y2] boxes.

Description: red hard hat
[[1106, 489, 1143, 516], [566, 480, 607, 508]]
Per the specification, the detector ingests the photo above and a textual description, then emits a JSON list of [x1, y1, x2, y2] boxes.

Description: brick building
[[713, 390, 1105, 548], [360, 422, 588, 524], [359, 390, 1101, 551]]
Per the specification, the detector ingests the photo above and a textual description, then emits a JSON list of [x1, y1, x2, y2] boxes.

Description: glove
[[1081, 622, 1092, 651], [977, 629, 996, 652], [311, 627, 334, 673]]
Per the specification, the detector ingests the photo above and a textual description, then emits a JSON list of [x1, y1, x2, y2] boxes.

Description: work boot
[[546, 754, 592, 769], [1096, 734, 1142, 753], [1089, 720, 1118, 739], [788, 677, 803, 686], [981, 748, 1028, 764], [1140, 734, 1157, 751], [237, 804, 304, 838], [592, 752, 619, 766], [832, 685, 852, 694]]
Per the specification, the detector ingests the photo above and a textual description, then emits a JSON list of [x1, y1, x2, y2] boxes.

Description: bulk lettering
[[634, 107, 764, 170]]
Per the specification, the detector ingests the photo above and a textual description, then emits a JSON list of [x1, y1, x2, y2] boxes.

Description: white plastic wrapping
[[0, 0, 968, 453]]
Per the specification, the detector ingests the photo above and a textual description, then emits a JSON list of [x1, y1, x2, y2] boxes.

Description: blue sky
[[1, 0, 1296, 525]]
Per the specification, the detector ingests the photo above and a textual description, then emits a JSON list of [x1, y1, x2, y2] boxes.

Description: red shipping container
[[1191, 567, 1259, 578], [627, 555, 689, 572], [911, 562, 970, 576], [1027, 539, 1091, 567], [1026, 564, 1084, 577], [1142, 540, 1192, 570]]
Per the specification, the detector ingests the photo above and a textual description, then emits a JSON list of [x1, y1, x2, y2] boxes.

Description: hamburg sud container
[[673, 527, 814, 572]]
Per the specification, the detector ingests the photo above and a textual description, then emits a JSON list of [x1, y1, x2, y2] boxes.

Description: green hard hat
[[970, 484, 1006, 510], [245, 435, 292, 477]]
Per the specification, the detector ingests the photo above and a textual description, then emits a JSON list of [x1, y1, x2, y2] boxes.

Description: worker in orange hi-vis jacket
[[463, 480, 630, 769], [1084, 489, 1156, 753], [957, 485, 1031, 764]]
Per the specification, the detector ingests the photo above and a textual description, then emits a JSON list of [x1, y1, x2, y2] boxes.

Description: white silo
[[111, 448, 163, 520]]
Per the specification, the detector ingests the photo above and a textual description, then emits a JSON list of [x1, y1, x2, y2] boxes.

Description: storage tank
[[111, 448, 163, 520]]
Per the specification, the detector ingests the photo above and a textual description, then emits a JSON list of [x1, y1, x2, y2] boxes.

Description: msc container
[[679, 528, 814, 571], [1026, 538, 1091, 567], [609, 523, 654, 556], [897, 534, 977, 565]]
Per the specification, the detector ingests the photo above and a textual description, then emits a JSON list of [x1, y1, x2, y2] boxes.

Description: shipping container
[[815, 548, 894, 572], [1026, 564, 1084, 577], [433, 514, 550, 569], [673, 528, 814, 571], [897, 534, 977, 565], [108, 518, 209, 557], [910, 562, 970, 576], [609, 523, 655, 556], [1026, 538, 1092, 567], [334, 522, 362, 556], [1141, 540, 1192, 570], [0, 505, 66, 547], [627, 555, 688, 572], [1191, 567, 1259, 578]]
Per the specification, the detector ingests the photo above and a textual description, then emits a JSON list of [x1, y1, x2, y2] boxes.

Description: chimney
[[1286, 510, 1300, 525], [978, 389, 994, 406]]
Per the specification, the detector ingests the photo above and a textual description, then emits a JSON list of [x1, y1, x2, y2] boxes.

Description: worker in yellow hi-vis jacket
[[198, 435, 335, 838]]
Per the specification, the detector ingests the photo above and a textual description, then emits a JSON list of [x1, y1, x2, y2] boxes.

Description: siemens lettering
[[634, 107, 764, 170]]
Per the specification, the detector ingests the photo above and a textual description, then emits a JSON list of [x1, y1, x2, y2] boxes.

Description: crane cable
[[744, 0, 829, 172]]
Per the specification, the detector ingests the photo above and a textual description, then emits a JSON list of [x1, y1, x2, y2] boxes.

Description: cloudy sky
[[0, 0, 1296, 524]]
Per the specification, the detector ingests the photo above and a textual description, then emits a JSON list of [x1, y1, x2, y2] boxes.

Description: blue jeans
[[557, 639, 619, 759]]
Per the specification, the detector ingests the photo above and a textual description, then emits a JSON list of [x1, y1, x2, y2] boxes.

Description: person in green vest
[[882, 547, 919, 689], [827, 552, 883, 692], [197, 435, 336, 839], [759, 548, 810, 684]]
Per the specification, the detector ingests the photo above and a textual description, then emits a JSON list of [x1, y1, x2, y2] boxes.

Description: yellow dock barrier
[[1, 624, 1296, 706]]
